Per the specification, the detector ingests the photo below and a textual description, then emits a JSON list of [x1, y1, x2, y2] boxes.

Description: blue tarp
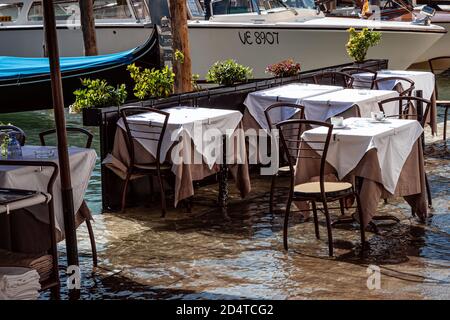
[[0, 48, 136, 80]]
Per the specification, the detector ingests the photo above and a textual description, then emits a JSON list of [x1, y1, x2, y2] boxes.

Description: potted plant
[[266, 58, 301, 78], [206, 59, 253, 86], [72, 78, 127, 125], [127, 63, 175, 100], [346, 28, 382, 63]]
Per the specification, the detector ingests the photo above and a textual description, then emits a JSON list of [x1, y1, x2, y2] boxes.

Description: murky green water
[[1, 73, 449, 300]]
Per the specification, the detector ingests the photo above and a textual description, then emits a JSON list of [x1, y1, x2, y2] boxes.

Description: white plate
[[333, 125, 348, 129], [369, 119, 389, 123]]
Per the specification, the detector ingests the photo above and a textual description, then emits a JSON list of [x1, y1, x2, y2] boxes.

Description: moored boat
[[0, 26, 160, 112]]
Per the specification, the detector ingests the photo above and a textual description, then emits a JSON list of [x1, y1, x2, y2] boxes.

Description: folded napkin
[[0, 267, 41, 300]]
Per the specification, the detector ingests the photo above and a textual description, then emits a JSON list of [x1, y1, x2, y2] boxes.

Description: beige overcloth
[[294, 140, 427, 227], [104, 124, 251, 207]]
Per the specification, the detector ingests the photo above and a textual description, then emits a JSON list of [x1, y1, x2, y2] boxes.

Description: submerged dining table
[[354, 70, 437, 133], [0, 146, 97, 251], [104, 106, 251, 210], [300, 88, 399, 121], [243, 83, 344, 130], [296, 117, 428, 225]]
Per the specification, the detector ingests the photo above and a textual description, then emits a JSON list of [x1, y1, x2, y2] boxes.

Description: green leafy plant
[[206, 59, 253, 86], [70, 78, 127, 113], [346, 28, 382, 63], [174, 49, 185, 64], [0, 122, 11, 157], [266, 58, 301, 77], [191, 74, 201, 91], [127, 63, 175, 100]]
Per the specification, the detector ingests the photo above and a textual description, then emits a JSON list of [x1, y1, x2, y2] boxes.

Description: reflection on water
[[1, 74, 449, 300]]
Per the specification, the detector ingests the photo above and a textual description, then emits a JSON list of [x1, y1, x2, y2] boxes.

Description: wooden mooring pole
[[79, 0, 98, 56]]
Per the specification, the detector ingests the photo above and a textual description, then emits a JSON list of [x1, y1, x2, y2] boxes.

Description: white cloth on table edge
[[116, 107, 243, 170], [0, 146, 97, 237], [302, 118, 423, 194], [354, 70, 435, 101], [243, 83, 344, 129], [300, 89, 399, 121]]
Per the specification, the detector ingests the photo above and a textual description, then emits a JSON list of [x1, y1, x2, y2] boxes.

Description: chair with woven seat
[[119, 107, 172, 217], [39, 127, 97, 267], [276, 119, 365, 256], [0, 125, 26, 146], [428, 56, 450, 141], [378, 96, 432, 210], [264, 102, 305, 214], [341, 67, 378, 89], [0, 160, 60, 298], [374, 76, 415, 97], [313, 71, 354, 88]]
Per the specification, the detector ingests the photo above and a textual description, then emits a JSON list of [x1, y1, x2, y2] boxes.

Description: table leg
[[218, 135, 229, 218]]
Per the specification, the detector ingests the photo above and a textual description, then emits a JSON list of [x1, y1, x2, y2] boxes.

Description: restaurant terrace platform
[[42, 122, 449, 300]]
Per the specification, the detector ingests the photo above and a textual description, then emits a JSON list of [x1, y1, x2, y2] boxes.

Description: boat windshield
[[210, 0, 315, 15], [281, 0, 316, 9], [0, 2, 24, 22], [26, 0, 145, 22]]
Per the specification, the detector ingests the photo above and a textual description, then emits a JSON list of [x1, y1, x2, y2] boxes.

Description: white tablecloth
[[0, 146, 97, 236], [302, 118, 423, 194], [244, 83, 343, 129], [301, 89, 399, 121], [116, 107, 243, 169], [354, 70, 435, 101]]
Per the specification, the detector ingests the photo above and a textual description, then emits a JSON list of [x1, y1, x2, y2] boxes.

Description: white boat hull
[[0, 19, 444, 79], [411, 22, 450, 71], [0, 24, 152, 57], [188, 24, 445, 78]]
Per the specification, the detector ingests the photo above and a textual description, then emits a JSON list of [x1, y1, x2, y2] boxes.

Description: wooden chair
[[428, 56, 450, 141], [378, 96, 432, 210], [120, 107, 172, 217], [341, 67, 378, 89], [264, 102, 305, 214], [0, 160, 60, 299], [39, 127, 97, 267], [374, 76, 415, 97], [276, 119, 365, 256], [0, 125, 26, 146], [313, 71, 354, 88], [39, 127, 93, 148]]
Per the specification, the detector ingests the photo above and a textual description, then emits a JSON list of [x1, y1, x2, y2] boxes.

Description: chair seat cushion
[[294, 181, 353, 199], [134, 163, 172, 170]]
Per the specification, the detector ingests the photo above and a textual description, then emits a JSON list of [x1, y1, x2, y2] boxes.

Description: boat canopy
[[0, 48, 135, 80]]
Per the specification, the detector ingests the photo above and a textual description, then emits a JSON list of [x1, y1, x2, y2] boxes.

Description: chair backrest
[[0, 125, 26, 146], [428, 56, 450, 100], [374, 76, 415, 97], [39, 127, 93, 148], [313, 71, 354, 88], [276, 119, 333, 194], [341, 67, 378, 89], [378, 96, 431, 128], [264, 102, 305, 130], [120, 106, 170, 167]]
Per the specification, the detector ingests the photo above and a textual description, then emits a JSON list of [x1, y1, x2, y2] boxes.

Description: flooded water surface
[[1, 75, 449, 300]]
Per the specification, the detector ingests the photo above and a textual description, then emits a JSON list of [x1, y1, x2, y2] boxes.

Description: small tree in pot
[[346, 28, 382, 63]]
